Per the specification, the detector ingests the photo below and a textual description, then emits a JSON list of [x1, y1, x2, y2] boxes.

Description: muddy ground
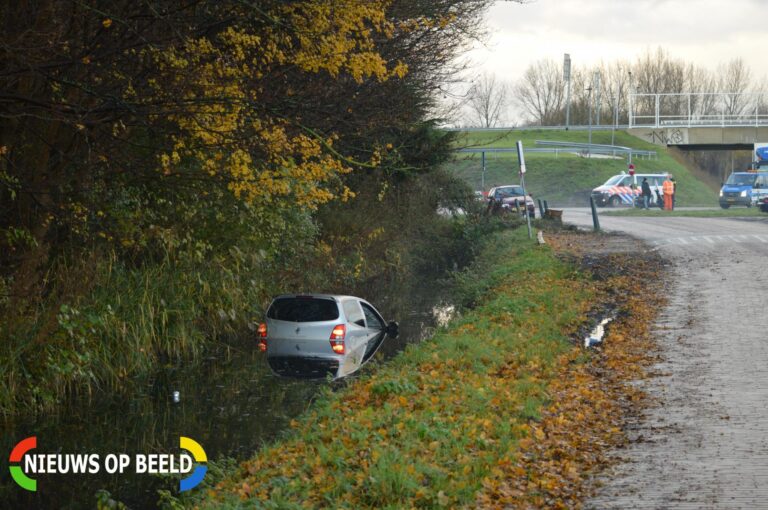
[[559, 213, 768, 509]]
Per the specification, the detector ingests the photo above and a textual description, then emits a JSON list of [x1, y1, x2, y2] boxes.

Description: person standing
[[671, 177, 677, 210], [662, 175, 674, 211], [641, 177, 652, 210]]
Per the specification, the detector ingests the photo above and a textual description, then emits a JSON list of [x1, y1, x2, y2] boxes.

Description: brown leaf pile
[[475, 231, 666, 509]]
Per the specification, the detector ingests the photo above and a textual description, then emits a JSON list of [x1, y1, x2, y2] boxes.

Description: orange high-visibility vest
[[662, 179, 674, 195]]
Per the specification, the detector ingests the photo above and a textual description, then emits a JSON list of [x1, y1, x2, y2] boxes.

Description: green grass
[[190, 226, 594, 509], [0, 250, 270, 415], [446, 129, 717, 208]]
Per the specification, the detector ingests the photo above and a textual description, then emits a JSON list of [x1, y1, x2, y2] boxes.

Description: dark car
[[486, 185, 535, 217]]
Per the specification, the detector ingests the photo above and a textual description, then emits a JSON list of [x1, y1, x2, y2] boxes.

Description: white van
[[590, 172, 669, 207]]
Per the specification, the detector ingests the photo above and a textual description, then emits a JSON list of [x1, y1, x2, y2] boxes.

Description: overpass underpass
[[628, 92, 768, 150]]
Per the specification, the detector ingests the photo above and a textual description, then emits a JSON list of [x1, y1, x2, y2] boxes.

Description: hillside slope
[[446, 129, 716, 207]]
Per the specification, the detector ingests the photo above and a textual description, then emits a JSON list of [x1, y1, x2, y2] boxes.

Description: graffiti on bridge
[[643, 129, 684, 145]]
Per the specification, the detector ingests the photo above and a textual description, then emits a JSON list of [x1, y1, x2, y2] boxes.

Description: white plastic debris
[[584, 317, 613, 348]]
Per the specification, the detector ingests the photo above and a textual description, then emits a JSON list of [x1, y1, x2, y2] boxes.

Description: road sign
[[563, 54, 571, 81], [516, 140, 526, 174]]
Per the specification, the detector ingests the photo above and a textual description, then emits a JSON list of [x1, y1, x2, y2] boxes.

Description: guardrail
[[456, 142, 656, 160], [444, 125, 630, 132]]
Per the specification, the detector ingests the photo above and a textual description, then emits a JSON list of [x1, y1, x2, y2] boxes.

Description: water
[[0, 281, 453, 509]]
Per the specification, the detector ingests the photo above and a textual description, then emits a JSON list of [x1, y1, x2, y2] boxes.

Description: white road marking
[[652, 234, 768, 247]]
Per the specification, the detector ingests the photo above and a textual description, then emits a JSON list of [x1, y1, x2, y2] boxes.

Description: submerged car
[[258, 294, 398, 379], [486, 185, 536, 217]]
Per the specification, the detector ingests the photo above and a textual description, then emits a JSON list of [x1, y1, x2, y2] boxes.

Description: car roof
[[270, 294, 369, 303]]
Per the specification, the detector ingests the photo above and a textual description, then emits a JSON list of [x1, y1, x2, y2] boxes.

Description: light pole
[[628, 71, 634, 128], [587, 83, 593, 157], [612, 70, 620, 146], [594, 71, 601, 126], [564, 54, 572, 130]]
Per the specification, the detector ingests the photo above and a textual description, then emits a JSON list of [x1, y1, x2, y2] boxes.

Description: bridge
[[628, 92, 768, 150]]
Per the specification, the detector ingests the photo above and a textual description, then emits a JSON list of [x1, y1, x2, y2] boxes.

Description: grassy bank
[[447, 129, 716, 207], [189, 226, 598, 508], [183, 225, 666, 509], [0, 169, 490, 417]]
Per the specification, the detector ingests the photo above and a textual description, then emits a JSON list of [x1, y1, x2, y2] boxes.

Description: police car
[[591, 172, 669, 207]]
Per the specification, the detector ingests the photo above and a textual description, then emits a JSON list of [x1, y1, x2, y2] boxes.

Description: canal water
[[0, 282, 455, 509]]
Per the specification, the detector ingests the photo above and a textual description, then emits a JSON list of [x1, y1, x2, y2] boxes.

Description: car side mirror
[[386, 321, 399, 338]]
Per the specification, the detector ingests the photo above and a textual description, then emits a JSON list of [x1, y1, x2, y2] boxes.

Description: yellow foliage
[[148, 0, 415, 210]]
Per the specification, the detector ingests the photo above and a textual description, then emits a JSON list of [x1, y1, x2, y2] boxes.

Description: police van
[[719, 171, 768, 208], [590, 172, 669, 207]]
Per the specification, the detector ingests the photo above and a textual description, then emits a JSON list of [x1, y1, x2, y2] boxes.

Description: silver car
[[258, 294, 398, 379]]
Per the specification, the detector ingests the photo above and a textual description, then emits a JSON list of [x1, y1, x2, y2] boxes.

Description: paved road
[[562, 209, 768, 510]]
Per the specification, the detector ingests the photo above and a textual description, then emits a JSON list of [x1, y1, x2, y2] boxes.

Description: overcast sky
[[465, 0, 767, 123]]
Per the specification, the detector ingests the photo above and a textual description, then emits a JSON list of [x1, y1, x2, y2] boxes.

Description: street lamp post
[[564, 54, 572, 130], [587, 84, 593, 157], [628, 71, 634, 128], [594, 71, 601, 126]]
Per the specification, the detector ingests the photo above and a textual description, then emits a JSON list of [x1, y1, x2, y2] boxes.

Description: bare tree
[[685, 64, 718, 119], [513, 59, 564, 125], [718, 58, 752, 115], [603, 60, 632, 125], [466, 73, 509, 127]]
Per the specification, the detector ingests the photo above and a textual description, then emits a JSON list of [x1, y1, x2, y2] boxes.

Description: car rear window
[[267, 297, 339, 322], [497, 186, 524, 197]]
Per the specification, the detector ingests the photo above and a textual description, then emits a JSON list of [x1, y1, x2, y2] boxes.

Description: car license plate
[[727, 198, 735, 202]]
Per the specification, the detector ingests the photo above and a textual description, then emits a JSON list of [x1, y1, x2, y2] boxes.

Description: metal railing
[[629, 92, 768, 128], [456, 142, 656, 160]]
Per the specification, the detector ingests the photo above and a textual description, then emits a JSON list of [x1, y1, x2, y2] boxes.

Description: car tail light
[[257, 323, 267, 352], [330, 324, 345, 354]]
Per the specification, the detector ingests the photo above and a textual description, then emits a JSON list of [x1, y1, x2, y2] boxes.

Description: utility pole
[[481, 151, 486, 191], [587, 83, 593, 157], [628, 71, 634, 128], [594, 71, 601, 126], [564, 54, 572, 130], [612, 76, 620, 146]]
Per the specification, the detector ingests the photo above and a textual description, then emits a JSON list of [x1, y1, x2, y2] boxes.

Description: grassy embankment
[[188, 225, 661, 509], [448, 129, 717, 207]]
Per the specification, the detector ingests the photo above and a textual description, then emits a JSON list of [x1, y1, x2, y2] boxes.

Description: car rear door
[[360, 301, 387, 362], [341, 299, 368, 361]]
